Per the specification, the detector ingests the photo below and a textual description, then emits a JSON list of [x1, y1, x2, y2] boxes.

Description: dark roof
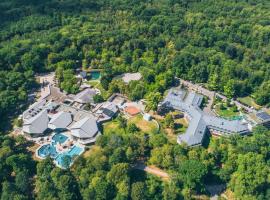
[[102, 108, 115, 118], [256, 111, 270, 121]]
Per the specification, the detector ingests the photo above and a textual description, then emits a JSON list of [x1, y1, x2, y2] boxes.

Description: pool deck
[[35, 132, 85, 168]]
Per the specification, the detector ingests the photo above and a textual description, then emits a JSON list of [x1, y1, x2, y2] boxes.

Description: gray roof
[[121, 73, 142, 83], [161, 88, 250, 147], [23, 99, 47, 120], [101, 102, 118, 117], [74, 88, 96, 104], [48, 111, 72, 130], [70, 117, 98, 139], [23, 109, 49, 134], [203, 115, 249, 134], [256, 111, 270, 123]]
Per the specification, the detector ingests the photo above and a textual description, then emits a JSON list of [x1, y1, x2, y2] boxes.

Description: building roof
[[203, 115, 249, 134], [23, 99, 47, 120], [122, 72, 142, 83], [143, 113, 151, 121], [45, 101, 59, 111], [101, 102, 118, 117], [125, 106, 141, 116], [74, 88, 96, 104], [48, 111, 72, 130], [161, 88, 250, 147], [69, 117, 98, 139], [256, 111, 270, 123], [102, 108, 116, 118], [185, 92, 203, 107], [23, 109, 49, 134]]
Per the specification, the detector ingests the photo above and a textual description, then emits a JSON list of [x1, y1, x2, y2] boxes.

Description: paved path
[[38, 73, 56, 101], [134, 163, 170, 180], [179, 79, 216, 115], [216, 93, 254, 113]]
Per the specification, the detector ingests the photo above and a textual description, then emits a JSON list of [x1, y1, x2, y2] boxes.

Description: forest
[[0, 0, 269, 199], [1, 0, 270, 125]]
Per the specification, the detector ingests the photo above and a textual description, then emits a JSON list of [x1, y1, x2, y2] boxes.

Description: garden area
[[213, 98, 241, 119], [102, 114, 159, 135], [128, 115, 159, 133], [160, 111, 188, 141]]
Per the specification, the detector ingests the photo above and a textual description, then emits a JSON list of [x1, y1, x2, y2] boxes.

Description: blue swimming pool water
[[52, 133, 68, 144], [55, 146, 84, 168], [68, 145, 84, 156], [90, 71, 101, 80], [38, 144, 58, 158]]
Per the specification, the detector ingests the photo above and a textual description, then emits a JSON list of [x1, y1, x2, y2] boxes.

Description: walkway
[[179, 78, 254, 114], [180, 79, 216, 115], [133, 163, 170, 181], [216, 93, 254, 113]]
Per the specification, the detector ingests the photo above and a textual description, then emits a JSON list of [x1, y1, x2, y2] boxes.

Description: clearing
[[128, 114, 159, 133], [237, 96, 262, 110]]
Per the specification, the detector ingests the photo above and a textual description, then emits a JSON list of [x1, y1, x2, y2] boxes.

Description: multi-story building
[[159, 88, 250, 147]]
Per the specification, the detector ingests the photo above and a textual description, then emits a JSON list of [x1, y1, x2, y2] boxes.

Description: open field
[[102, 114, 159, 134], [102, 120, 122, 134], [128, 115, 158, 133], [214, 105, 240, 118], [237, 96, 262, 110]]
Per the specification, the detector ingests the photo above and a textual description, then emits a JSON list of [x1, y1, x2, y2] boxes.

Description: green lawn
[[86, 80, 112, 100], [237, 96, 262, 110], [128, 115, 159, 133], [102, 115, 159, 135], [214, 102, 240, 118], [102, 120, 125, 135], [86, 80, 100, 87]]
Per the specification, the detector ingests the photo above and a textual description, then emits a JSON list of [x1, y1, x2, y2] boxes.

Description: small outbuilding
[[143, 113, 152, 121]]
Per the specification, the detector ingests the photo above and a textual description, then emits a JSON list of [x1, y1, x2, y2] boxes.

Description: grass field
[[102, 114, 159, 134], [214, 103, 240, 118], [128, 115, 159, 133], [237, 96, 262, 110], [102, 120, 122, 134]]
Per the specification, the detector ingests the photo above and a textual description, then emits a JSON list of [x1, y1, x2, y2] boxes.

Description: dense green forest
[[1, 120, 270, 199], [0, 0, 270, 124], [0, 0, 270, 199]]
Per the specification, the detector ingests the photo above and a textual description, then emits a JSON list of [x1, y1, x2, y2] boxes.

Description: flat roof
[[121, 72, 142, 83]]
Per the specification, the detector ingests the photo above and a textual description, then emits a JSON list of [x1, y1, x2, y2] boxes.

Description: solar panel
[[256, 112, 270, 121]]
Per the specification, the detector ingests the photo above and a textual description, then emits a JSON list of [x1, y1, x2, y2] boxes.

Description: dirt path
[[134, 163, 170, 181]]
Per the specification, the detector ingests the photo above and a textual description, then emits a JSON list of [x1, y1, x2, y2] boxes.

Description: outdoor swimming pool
[[55, 146, 84, 168], [90, 71, 101, 80], [37, 133, 84, 168], [52, 133, 68, 144], [38, 144, 58, 158]]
